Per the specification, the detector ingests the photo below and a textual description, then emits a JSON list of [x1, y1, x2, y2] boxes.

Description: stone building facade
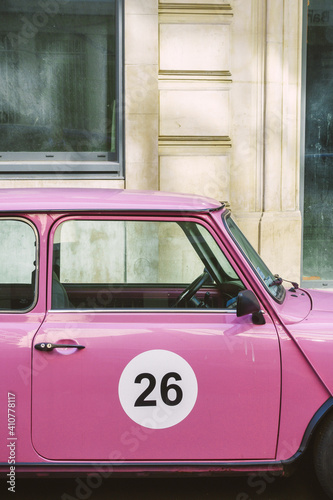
[[0, 0, 304, 284]]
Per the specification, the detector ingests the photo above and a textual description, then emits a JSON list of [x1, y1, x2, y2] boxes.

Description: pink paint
[[0, 188, 332, 481]]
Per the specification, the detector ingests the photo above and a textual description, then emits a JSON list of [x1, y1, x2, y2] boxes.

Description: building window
[[0, 0, 123, 177], [303, 0, 333, 286]]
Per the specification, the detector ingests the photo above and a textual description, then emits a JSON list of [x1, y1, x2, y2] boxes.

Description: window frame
[[0, 217, 39, 313], [223, 213, 286, 304], [0, 0, 124, 179], [300, 0, 333, 288], [48, 214, 247, 312]]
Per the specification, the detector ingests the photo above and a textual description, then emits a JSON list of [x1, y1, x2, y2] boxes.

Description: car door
[[0, 217, 44, 465], [32, 216, 281, 462]]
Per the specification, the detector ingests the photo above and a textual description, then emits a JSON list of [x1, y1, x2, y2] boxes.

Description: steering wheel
[[174, 269, 211, 307]]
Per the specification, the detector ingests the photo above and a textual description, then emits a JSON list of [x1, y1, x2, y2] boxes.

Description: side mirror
[[237, 290, 265, 325]]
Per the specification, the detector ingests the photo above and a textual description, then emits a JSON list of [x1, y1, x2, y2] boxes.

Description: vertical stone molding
[[229, 1, 267, 215], [259, 0, 303, 282], [124, 0, 159, 190], [231, 0, 302, 282]]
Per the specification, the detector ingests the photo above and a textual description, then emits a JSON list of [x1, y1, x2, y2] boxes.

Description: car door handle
[[34, 342, 85, 352]]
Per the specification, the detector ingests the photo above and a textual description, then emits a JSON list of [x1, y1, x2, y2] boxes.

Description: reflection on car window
[[52, 219, 245, 310], [0, 219, 37, 311], [224, 215, 285, 301]]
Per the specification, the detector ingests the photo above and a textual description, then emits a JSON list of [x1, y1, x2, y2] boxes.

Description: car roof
[[0, 188, 223, 213]]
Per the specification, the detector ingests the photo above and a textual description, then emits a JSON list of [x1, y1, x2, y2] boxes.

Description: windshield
[[181, 221, 243, 286], [224, 215, 285, 302]]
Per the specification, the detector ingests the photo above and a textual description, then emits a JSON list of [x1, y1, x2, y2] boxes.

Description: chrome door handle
[[34, 342, 85, 352]]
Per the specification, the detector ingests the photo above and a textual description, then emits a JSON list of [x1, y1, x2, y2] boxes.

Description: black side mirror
[[237, 290, 265, 325]]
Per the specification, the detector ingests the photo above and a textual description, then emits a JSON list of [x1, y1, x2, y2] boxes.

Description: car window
[[0, 219, 37, 311], [52, 219, 245, 310], [224, 215, 285, 302]]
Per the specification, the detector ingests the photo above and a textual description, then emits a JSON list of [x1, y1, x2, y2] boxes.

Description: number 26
[[134, 372, 183, 407]]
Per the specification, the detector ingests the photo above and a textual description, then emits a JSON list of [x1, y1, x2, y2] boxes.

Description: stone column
[[228, 0, 267, 251], [259, 0, 302, 282]]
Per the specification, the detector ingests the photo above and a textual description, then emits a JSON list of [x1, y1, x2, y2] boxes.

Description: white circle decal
[[118, 350, 198, 429]]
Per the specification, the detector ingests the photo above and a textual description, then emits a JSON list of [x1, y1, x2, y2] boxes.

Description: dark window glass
[[304, 1, 333, 285], [0, 0, 119, 165]]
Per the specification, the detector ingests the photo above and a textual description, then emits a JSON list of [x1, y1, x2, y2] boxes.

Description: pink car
[[1, 188, 333, 497]]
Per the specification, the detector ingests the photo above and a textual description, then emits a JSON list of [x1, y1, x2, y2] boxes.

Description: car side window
[[52, 219, 245, 310], [0, 219, 37, 311]]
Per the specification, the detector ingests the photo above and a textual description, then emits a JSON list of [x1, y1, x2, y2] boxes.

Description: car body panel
[[274, 323, 330, 460], [271, 289, 312, 325], [32, 311, 280, 461], [0, 313, 45, 465], [0, 188, 332, 479], [0, 188, 222, 213], [284, 291, 333, 396]]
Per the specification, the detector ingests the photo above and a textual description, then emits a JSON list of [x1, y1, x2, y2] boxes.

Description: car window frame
[[0, 216, 39, 314], [223, 212, 286, 304], [47, 214, 249, 313]]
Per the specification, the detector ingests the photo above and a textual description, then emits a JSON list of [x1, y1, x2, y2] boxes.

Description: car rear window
[[0, 219, 37, 311]]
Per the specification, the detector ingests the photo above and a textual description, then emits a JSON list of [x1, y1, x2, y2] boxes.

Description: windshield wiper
[[269, 275, 299, 289]]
